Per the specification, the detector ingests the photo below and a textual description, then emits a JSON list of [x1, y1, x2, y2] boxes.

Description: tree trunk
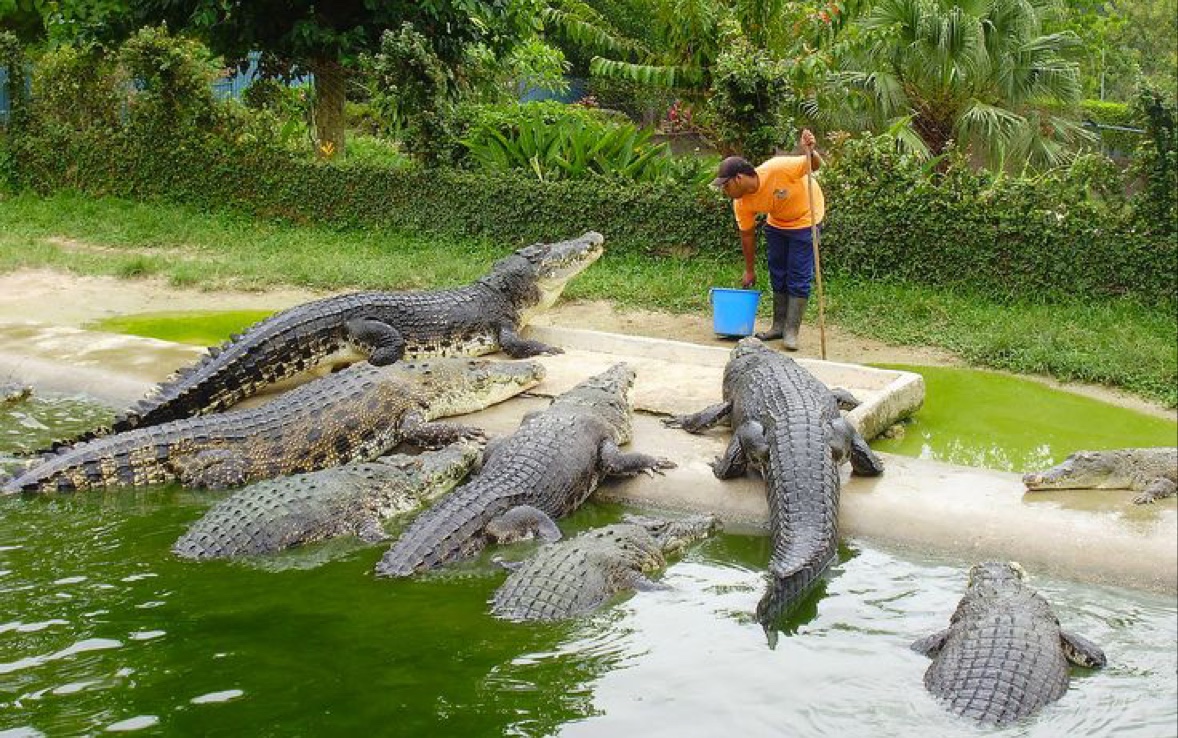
[[309, 57, 346, 158]]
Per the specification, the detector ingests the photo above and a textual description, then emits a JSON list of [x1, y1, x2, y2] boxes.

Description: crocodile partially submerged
[[664, 337, 883, 639], [49, 232, 603, 448], [490, 514, 719, 622], [1023, 447, 1177, 504], [173, 442, 482, 560], [2, 358, 543, 493], [1, 383, 32, 405], [375, 363, 675, 578], [912, 561, 1106, 726]]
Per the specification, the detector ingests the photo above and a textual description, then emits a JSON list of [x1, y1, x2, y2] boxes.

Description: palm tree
[[831, 0, 1091, 168]]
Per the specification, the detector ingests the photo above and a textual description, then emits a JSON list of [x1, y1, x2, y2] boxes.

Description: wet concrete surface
[[0, 321, 1173, 594]]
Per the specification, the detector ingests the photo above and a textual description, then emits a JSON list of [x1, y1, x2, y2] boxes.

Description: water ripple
[[0, 638, 123, 675]]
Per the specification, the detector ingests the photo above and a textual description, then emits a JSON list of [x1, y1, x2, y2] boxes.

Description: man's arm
[[800, 128, 822, 172], [740, 228, 757, 288]]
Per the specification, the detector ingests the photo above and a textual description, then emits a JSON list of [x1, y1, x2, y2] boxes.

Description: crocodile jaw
[[1022, 451, 1124, 490], [417, 359, 546, 418], [518, 232, 605, 324]]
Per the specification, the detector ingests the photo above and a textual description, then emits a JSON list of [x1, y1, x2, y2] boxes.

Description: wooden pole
[[804, 143, 827, 360]]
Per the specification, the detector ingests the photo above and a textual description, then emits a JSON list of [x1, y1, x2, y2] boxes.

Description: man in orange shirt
[[712, 129, 823, 351]]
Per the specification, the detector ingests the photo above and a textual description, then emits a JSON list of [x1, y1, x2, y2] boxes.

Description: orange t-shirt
[[732, 155, 825, 231]]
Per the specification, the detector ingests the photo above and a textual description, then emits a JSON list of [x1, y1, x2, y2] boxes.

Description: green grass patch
[[1, 191, 1174, 408]]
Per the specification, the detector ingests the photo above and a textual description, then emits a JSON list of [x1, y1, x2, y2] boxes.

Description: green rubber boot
[[755, 292, 789, 341], [781, 296, 808, 351]]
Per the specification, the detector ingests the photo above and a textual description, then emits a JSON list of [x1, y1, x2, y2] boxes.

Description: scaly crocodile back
[[490, 523, 663, 621], [375, 365, 636, 578], [93, 287, 512, 440], [924, 573, 1072, 724], [173, 444, 480, 560], [724, 346, 843, 624], [3, 363, 424, 493]]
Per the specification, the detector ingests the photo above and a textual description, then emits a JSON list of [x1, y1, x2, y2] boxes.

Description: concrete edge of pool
[[1, 320, 1174, 595]]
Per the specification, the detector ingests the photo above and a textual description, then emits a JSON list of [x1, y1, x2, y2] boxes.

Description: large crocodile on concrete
[[2, 358, 543, 493], [490, 514, 719, 622], [375, 363, 676, 578], [912, 561, 1106, 726], [664, 337, 883, 640], [47, 232, 603, 448], [173, 442, 482, 560], [1023, 447, 1177, 504]]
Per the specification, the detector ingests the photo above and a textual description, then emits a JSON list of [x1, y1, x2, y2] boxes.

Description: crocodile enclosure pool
[[1, 313, 1175, 737]]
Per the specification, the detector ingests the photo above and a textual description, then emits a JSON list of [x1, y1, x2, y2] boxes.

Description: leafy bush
[[1131, 88, 1178, 240], [118, 26, 221, 133], [30, 42, 124, 133], [700, 26, 795, 160], [0, 31, 28, 129], [461, 103, 674, 182]]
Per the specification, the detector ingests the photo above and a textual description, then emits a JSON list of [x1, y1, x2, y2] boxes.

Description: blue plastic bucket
[[710, 288, 761, 337]]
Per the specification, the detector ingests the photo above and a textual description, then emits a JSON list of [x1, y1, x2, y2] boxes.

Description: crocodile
[[173, 442, 482, 560], [490, 514, 719, 622], [912, 561, 1106, 726], [1023, 447, 1177, 504], [375, 363, 676, 578], [1, 383, 32, 405], [47, 232, 603, 448], [2, 358, 543, 494], [663, 337, 883, 639]]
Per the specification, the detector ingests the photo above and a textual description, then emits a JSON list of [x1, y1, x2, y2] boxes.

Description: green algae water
[[1, 488, 1174, 737], [87, 311, 276, 348], [871, 364, 1177, 472]]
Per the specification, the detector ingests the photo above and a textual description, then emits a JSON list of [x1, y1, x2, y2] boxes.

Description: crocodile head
[[629, 514, 721, 556], [559, 362, 637, 442], [395, 358, 546, 418], [490, 232, 605, 323], [966, 561, 1027, 596], [377, 441, 482, 490], [1022, 450, 1131, 490]]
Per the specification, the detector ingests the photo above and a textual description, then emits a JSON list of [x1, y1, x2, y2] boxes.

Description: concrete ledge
[[525, 325, 925, 438]]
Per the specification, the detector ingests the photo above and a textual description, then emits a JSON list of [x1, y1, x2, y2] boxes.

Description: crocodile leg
[[356, 517, 391, 544], [598, 439, 676, 477], [662, 402, 732, 433], [402, 419, 486, 449], [829, 387, 861, 410], [497, 324, 564, 358], [1060, 630, 1107, 668], [828, 417, 854, 464], [711, 442, 746, 479], [911, 628, 950, 657], [849, 431, 885, 477], [626, 570, 671, 592], [345, 317, 406, 365], [1133, 478, 1177, 504], [485, 505, 563, 544], [172, 449, 250, 490]]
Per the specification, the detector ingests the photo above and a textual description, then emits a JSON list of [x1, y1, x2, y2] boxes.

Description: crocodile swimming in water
[[912, 561, 1106, 726], [490, 514, 719, 622], [173, 442, 482, 560], [664, 337, 883, 640], [375, 363, 676, 578], [2, 358, 543, 493], [1023, 447, 1177, 504], [45, 232, 603, 449], [1, 383, 32, 405]]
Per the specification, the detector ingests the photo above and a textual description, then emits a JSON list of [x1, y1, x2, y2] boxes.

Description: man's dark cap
[[711, 156, 756, 188]]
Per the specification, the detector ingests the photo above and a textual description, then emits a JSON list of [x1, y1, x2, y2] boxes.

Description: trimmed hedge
[[9, 124, 1176, 307]]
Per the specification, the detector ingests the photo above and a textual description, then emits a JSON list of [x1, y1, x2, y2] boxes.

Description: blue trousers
[[763, 224, 816, 297]]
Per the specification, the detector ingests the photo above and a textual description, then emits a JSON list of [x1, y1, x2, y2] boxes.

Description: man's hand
[[800, 128, 816, 150], [741, 269, 756, 289]]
